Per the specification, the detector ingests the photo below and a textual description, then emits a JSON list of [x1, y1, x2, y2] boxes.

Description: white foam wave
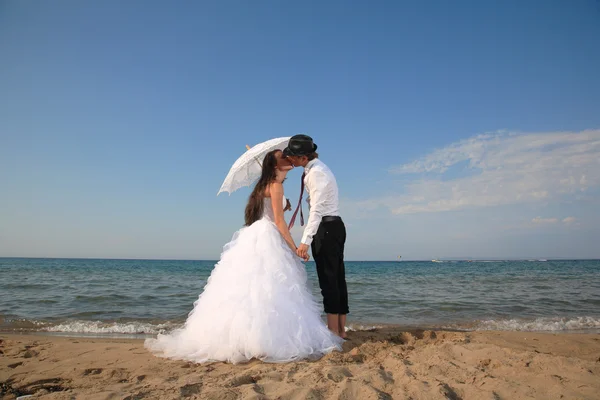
[[346, 324, 384, 332], [24, 317, 600, 335], [44, 320, 179, 335], [472, 316, 600, 332]]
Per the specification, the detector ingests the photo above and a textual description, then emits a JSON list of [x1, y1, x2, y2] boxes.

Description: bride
[[145, 149, 343, 364]]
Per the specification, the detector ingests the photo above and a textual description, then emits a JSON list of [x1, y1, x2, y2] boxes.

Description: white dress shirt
[[301, 159, 340, 246]]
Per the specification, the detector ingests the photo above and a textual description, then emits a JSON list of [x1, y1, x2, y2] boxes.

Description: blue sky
[[1, 0, 599, 260]]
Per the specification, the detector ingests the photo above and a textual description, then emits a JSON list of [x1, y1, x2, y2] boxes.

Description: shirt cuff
[[301, 236, 313, 246]]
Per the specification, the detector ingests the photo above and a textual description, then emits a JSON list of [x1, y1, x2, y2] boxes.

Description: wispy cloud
[[355, 129, 600, 215], [530, 216, 578, 226], [531, 216, 558, 224]]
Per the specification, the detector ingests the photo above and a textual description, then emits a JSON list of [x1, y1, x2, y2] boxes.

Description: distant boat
[[432, 259, 443, 263], [397, 255, 402, 261], [538, 259, 547, 262]]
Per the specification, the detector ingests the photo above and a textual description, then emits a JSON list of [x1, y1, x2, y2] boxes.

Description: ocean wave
[[346, 324, 384, 332], [44, 320, 179, 335], [2, 318, 386, 335], [74, 294, 131, 301], [46, 322, 389, 335], [0, 283, 52, 290], [4, 316, 600, 336], [469, 316, 600, 332], [0, 317, 51, 330]]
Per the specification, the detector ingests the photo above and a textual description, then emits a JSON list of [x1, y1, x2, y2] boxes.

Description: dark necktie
[[288, 172, 305, 229]]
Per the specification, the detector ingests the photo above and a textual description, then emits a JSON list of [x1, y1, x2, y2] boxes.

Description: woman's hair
[[244, 150, 280, 226], [306, 152, 319, 161]]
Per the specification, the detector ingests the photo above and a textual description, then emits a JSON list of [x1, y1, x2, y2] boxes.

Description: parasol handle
[[246, 144, 263, 167]]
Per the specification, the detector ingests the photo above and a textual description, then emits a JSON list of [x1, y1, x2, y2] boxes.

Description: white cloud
[[498, 215, 583, 231], [531, 216, 558, 224], [355, 129, 600, 215]]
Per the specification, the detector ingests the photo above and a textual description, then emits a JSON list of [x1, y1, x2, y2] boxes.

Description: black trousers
[[311, 218, 349, 315]]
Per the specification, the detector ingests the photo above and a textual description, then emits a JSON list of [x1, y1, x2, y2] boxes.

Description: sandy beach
[[1, 328, 599, 399]]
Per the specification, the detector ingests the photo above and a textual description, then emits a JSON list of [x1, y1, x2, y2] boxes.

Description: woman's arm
[[270, 183, 303, 257]]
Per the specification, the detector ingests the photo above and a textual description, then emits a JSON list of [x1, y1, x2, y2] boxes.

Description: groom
[[284, 135, 349, 338]]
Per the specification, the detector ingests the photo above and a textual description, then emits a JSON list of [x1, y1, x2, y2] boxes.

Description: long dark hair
[[244, 150, 279, 226]]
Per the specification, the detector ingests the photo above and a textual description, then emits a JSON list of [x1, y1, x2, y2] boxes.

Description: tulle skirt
[[144, 218, 343, 364]]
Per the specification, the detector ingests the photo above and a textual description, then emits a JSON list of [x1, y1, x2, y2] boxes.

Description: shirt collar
[[304, 158, 318, 172]]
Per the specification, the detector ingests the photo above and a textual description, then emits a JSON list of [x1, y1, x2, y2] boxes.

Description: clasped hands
[[296, 243, 310, 262]]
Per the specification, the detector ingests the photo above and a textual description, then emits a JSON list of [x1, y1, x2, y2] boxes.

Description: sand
[[1, 329, 600, 399]]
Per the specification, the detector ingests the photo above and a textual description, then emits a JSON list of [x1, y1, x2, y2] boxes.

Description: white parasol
[[217, 136, 291, 195]]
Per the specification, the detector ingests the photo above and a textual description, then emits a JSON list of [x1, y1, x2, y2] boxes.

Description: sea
[[1, 258, 599, 338]]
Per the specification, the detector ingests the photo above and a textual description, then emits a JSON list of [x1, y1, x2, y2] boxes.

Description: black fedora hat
[[283, 134, 318, 157]]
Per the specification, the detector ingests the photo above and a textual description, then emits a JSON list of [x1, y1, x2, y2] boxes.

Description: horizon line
[[1, 256, 599, 262]]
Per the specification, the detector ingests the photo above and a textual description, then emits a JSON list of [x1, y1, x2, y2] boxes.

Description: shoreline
[[3, 316, 600, 339], [2, 328, 600, 399]]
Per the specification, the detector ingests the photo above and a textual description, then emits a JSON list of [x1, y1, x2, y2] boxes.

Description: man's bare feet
[[338, 314, 347, 339]]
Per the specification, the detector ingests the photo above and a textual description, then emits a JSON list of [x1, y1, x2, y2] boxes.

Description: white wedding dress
[[145, 198, 343, 364]]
